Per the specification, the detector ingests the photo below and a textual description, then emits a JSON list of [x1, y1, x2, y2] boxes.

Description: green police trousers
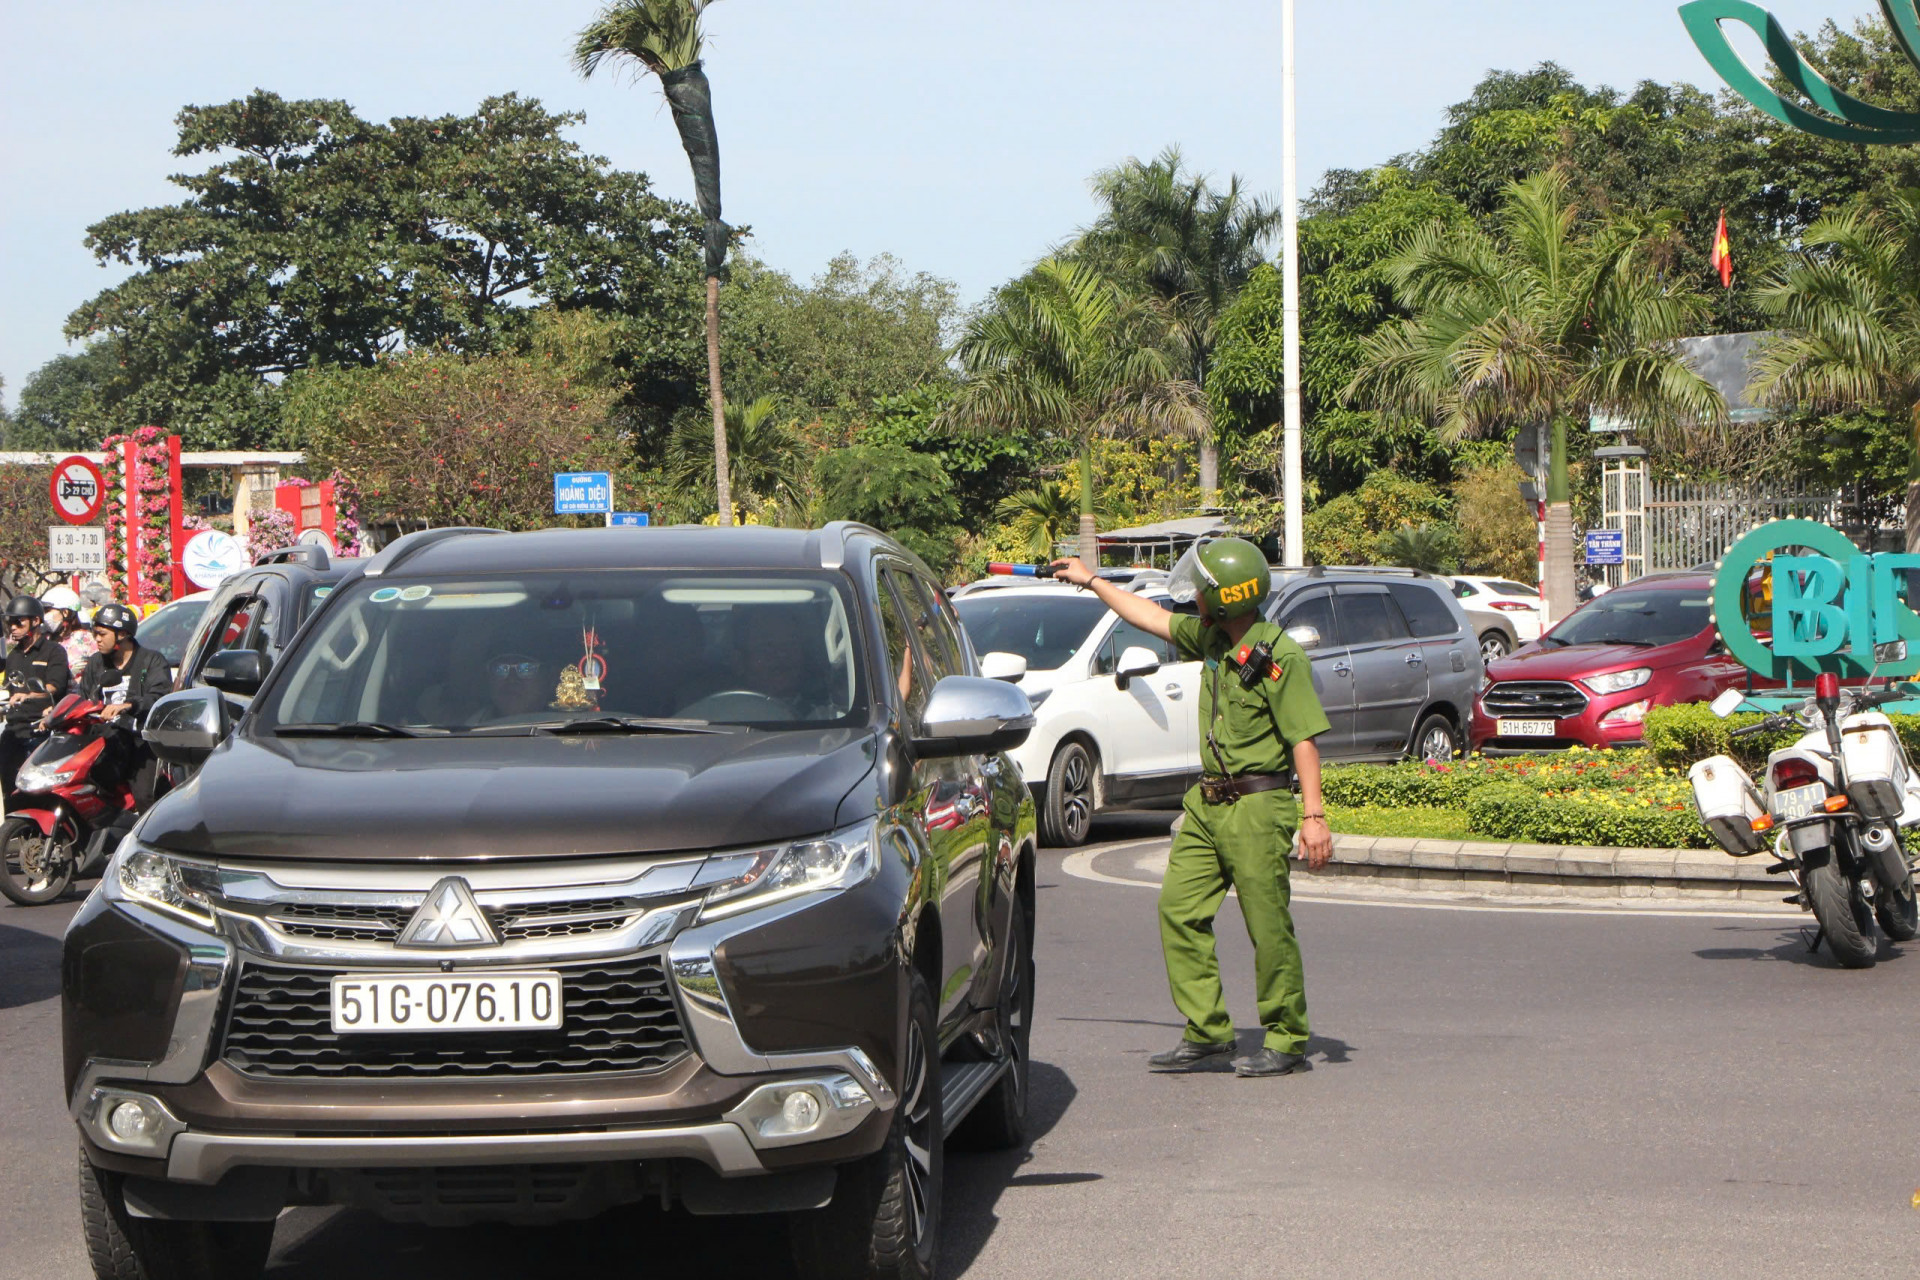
[[1158, 785, 1308, 1054]]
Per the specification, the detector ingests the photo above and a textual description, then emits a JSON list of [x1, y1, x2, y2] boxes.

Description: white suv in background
[[953, 582, 1200, 847]]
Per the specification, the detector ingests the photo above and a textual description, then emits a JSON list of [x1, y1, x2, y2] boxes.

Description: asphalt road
[[5, 814, 1919, 1279]]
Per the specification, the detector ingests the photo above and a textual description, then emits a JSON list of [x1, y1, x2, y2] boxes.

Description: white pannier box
[[1689, 755, 1767, 856], [1840, 715, 1905, 821]]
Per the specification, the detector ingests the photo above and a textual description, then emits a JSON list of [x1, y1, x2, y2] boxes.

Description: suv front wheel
[[791, 969, 943, 1280], [79, 1150, 274, 1280], [1038, 741, 1097, 847]]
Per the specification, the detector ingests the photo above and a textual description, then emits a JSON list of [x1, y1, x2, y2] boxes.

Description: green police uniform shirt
[[1169, 614, 1331, 775]]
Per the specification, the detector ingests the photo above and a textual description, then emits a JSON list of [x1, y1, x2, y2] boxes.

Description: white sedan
[[953, 582, 1200, 847], [1450, 575, 1543, 643]]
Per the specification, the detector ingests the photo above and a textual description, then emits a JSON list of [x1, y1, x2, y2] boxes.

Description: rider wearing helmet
[[40, 585, 97, 675], [79, 602, 173, 808], [2, 594, 72, 800], [1052, 538, 1332, 1079]]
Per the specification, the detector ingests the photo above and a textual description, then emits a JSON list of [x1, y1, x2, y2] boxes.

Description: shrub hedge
[[1322, 749, 1710, 848], [1643, 701, 1920, 773]]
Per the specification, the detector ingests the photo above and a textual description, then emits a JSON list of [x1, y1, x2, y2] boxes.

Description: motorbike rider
[[40, 585, 97, 675], [77, 603, 171, 808], [3, 595, 72, 802]]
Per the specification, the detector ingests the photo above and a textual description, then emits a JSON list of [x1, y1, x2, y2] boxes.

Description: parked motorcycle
[[0, 694, 141, 905], [1690, 643, 1920, 968]]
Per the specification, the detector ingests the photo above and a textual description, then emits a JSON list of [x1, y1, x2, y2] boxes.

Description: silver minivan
[[1262, 567, 1483, 761]]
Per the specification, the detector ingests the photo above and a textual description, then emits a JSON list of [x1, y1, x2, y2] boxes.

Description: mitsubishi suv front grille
[[1482, 680, 1589, 720], [222, 955, 688, 1078], [267, 896, 643, 944]]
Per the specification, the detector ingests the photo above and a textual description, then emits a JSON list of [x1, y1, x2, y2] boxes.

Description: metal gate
[[1643, 478, 1842, 572]]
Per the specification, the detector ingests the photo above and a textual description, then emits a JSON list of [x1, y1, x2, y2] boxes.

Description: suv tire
[[1410, 712, 1460, 762], [951, 894, 1033, 1151], [79, 1149, 274, 1280], [1478, 630, 1511, 663], [791, 969, 943, 1280], [1038, 741, 1096, 848]]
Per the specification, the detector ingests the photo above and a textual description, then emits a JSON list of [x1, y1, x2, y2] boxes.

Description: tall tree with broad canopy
[[1081, 148, 1280, 499], [1753, 191, 1920, 552], [575, 0, 736, 524], [666, 395, 805, 520], [944, 257, 1205, 562], [66, 91, 701, 448], [1347, 169, 1723, 622]]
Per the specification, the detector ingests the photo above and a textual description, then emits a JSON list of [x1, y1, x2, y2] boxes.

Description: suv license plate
[[1497, 718, 1556, 737], [330, 973, 562, 1034], [1775, 782, 1828, 823]]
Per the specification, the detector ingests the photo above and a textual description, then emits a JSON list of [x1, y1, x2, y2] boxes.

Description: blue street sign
[[1585, 528, 1625, 566], [553, 472, 612, 515], [610, 512, 651, 527]]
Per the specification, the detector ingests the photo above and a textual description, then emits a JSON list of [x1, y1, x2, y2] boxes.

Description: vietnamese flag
[[1710, 209, 1733, 288]]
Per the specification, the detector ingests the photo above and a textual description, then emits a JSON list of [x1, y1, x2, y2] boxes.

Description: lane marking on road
[[1058, 840, 1802, 921]]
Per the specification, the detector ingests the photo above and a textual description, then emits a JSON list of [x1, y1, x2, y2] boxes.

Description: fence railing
[[1643, 479, 1846, 571]]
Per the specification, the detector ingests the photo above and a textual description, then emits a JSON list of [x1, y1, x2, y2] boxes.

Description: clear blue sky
[[0, 0, 1858, 404]]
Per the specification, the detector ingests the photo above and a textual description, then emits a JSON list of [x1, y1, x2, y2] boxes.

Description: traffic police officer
[[1053, 538, 1332, 1077]]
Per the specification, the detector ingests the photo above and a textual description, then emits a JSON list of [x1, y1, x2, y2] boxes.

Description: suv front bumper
[[65, 854, 907, 1188]]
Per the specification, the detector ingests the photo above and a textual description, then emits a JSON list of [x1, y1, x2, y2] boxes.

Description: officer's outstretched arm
[[1050, 558, 1174, 643]]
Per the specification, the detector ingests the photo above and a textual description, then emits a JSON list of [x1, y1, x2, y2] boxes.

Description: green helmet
[[1169, 537, 1271, 620]]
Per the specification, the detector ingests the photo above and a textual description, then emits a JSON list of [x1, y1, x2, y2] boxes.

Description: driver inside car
[[738, 608, 836, 721], [472, 652, 548, 723]]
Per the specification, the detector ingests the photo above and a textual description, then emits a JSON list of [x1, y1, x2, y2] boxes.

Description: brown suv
[[64, 522, 1038, 1280]]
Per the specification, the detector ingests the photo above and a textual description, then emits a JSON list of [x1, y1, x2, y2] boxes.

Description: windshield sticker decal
[[400, 585, 432, 602], [368, 586, 402, 604]]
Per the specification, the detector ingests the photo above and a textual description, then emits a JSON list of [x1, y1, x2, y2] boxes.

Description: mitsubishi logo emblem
[[397, 877, 499, 948]]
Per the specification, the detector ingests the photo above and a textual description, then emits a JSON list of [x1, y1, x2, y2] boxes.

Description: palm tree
[[1752, 191, 1920, 552], [1347, 169, 1723, 622], [667, 395, 803, 519], [945, 257, 1205, 562], [1084, 148, 1281, 499], [575, 0, 735, 523], [993, 483, 1105, 561]]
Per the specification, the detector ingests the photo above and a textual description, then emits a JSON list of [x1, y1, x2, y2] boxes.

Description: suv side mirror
[[979, 651, 1029, 683], [1114, 645, 1161, 691], [202, 649, 269, 697], [1285, 624, 1322, 650], [143, 688, 229, 765], [913, 675, 1035, 758]]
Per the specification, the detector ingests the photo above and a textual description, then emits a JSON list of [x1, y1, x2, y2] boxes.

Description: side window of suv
[[1279, 589, 1336, 647], [876, 572, 931, 726], [903, 572, 967, 679], [1336, 588, 1411, 646], [213, 597, 259, 651], [1093, 618, 1176, 674], [1388, 582, 1459, 638]]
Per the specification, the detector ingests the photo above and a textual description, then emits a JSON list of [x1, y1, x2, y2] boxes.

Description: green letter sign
[[1713, 519, 1920, 678]]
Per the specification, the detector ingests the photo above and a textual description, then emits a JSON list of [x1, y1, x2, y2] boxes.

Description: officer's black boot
[[1232, 1047, 1309, 1077], [1147, 1038, 1235, 1073]]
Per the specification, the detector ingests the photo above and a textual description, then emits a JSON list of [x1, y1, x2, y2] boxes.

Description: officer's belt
[[1197, 770, 1293, 805]]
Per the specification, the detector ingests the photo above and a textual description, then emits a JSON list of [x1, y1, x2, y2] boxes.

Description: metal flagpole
[[1280, 0, 1304, 567]]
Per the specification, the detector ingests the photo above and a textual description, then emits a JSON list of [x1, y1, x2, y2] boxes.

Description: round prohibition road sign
[[49, 455, 105, 525]]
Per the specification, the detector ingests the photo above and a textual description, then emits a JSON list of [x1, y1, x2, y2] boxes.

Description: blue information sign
[[1585, 528, 1624, 566], [553, 472, 612, 515], [609, 512, 651, 527]]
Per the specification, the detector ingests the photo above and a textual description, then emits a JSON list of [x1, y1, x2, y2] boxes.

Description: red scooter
[[0, 694, 141, 905]]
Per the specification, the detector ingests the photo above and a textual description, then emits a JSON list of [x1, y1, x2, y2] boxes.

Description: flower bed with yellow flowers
[[1322, 748, 1709, 849]]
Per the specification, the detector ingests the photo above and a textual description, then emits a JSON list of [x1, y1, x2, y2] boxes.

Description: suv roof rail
[[817, 521, 887, 570], [363, 527, 505, 578], [254, 544, 329, 571], [1301, 564, 1437, 581]]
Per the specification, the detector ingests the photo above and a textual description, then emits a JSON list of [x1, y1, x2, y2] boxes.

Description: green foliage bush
[[1644, 702, 1920, 773], [1304, 471, 1452, 566], [1464, 783, 1710, 849]]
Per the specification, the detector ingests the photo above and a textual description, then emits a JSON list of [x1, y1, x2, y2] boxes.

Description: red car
[[1469, 572, 1750, 753]]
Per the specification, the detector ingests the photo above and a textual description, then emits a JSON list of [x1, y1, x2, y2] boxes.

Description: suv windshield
[[953, 594, 1108, 672], [254, 570, 868, 732], [1544, 586, 1710, 649]]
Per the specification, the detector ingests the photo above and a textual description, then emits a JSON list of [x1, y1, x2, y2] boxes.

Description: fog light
[[107, 1099, 155, 1144], [1599, 699, 1651, 728], [781, 1090, 823, 1132]]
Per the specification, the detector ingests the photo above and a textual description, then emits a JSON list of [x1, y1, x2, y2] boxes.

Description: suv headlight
[[692, 821, 878, 921], [1584, 667, 1651, 695], [105, 843, 218, 927]]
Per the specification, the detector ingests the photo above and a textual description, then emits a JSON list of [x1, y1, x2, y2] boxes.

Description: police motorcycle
[[1690, 641, 1920, 968]]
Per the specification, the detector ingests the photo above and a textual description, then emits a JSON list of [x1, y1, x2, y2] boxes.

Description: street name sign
[[609, 512, 650, 527], [553, 472, 612, 515], [1584, 529, 1624, 566]]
